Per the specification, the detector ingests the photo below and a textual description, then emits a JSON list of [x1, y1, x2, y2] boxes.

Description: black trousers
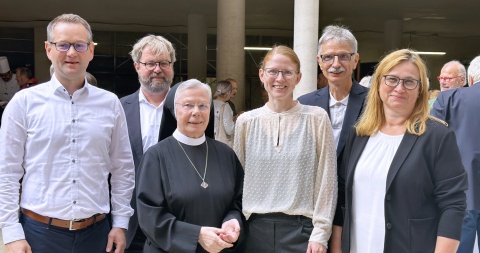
[[241, 213, 313, 253], [21, 212, 111, 253]]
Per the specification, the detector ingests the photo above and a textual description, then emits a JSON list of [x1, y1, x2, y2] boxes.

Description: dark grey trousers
[[241, 213, 313, 253]]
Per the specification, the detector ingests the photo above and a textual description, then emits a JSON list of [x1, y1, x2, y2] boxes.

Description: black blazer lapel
[[315, 87, 330, 118], [124, 90, 143, 163], [385, 133, 418, 191], [337, 81, 368, 154], [345, 135, 369, 192]]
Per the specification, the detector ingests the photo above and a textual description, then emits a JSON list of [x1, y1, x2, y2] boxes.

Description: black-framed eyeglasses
[[262, 68, 298, 79], [49, 42, 90, 52], [383, 75, 420, 90], [319, 53, 355, 63], [138, 61, 172, 71]]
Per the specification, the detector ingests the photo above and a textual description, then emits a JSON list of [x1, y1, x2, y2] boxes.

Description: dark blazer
[[298, 80, 368, 166], [431, 84, 480, 211], [120, 89, 145, 247], [338, 120, 467, 253]]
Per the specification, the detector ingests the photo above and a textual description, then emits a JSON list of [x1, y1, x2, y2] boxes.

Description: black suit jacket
[[338, 120, 467, 253], [298, 80, 368, 167]]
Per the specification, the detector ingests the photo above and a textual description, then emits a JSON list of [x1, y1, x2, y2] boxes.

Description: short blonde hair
[[130, 34, 176, 63], [47, 14, 92, 42]]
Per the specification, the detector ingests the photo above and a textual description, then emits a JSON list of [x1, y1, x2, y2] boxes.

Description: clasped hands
[[198, 219, 240, 253]]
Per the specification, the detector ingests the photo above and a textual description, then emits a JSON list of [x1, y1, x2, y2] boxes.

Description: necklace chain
[[176, 140, 209, 188]]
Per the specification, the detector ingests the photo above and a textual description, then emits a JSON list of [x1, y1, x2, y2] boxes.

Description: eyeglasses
[[262, 68, 298, 79], [383, 75, 420, 90], [437, 76, 462, 82], [175, 103, 210, 111], [49, 42, 90, 52], [319, 53, 355, 63], [138, 61, 172, 71]]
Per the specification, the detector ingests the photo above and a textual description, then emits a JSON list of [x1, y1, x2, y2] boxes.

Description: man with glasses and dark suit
[[298, 25, 369, 252], [119, 34, 176, 253]]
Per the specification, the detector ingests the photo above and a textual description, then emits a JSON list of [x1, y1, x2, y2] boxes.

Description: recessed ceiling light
[[416, 51, 446, 55], [244, 47, 272, 51]]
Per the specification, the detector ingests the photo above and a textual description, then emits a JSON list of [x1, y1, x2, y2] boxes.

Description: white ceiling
[[2, 0, 480, 88], [1, 0, 479, 37]]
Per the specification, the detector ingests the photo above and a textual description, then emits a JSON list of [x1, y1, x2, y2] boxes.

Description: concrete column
[[293, 0, 319, 99], [188, 14, 207, 82], [216, 0, 245, 111], [384, 19, 403, 53], [34, 26, 50, 82]]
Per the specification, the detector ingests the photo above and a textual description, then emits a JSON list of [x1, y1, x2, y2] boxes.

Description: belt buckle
[[69, 219, 80, 231]]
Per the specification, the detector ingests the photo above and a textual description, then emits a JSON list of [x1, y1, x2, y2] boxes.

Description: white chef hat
[[0, 56, 10, 73]]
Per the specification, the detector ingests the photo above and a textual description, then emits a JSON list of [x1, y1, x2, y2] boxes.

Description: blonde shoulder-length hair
[[356, 49, 442, 136]]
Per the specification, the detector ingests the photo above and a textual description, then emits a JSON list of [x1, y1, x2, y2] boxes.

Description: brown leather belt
[[22, 208, 106, 230]]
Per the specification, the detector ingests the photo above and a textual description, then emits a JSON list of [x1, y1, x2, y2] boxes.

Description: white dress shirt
[[329, 93, 349, 148], [351, 131, 403, 253], [0, 75, 135, 244], [139, 89, 165, 153]]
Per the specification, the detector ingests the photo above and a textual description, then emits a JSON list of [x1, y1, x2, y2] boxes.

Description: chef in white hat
[[0, 56, 19, 109]]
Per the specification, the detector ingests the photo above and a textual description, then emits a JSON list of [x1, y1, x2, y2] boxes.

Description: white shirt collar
[[138, 88, 170, 108], [51, 74, 90, 97], [173, 129, 206, 146], [329, 92, 349, 107]]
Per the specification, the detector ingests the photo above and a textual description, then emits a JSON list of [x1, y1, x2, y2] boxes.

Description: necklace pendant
[[201, 181, 209, 188]]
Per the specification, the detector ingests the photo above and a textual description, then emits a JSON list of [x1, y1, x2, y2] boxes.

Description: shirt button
[[73, 180, 76, 184], [72, 119, 76, 123], [71, 101, 74, 104], [386, 223, 392, 229], [72, 139, 76, 143], [72, 159, 76, 163], [73, 200, 77, 204]]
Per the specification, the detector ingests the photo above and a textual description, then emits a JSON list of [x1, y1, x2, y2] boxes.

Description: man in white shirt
[[0, 13, 135, 253], [119, 35, 175, 253]]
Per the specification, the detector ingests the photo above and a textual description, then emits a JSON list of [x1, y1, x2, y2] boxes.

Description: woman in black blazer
[[332, 49, 468, 253]]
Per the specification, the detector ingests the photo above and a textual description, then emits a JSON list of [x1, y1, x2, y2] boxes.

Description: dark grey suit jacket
[[339, 120, 467, 253], [431, 83, 480, 211], [120, 89, 144, 247], [298, 80, 369, 166]]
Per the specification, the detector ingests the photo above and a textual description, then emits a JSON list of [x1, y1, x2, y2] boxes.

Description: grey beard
[[139, 78, 171, 94]]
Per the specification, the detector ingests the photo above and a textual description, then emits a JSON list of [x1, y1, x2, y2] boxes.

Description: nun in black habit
[[137, 79, 245, 253]]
